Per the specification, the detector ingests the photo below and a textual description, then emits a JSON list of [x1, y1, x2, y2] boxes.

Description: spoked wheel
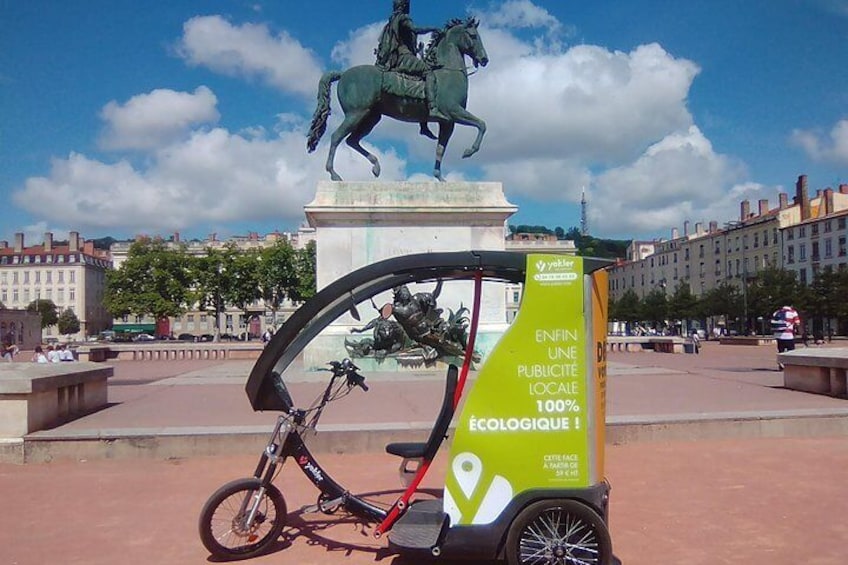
[[199, 478, 287, 560], [505, 499, 612, 565]]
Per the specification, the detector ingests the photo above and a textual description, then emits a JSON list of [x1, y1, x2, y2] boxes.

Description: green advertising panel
[[444, 255, 595, 526]]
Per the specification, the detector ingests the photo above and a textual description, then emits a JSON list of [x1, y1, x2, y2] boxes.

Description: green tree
[[224, 248, 262, 320], [190, 247, 238, 339], [667, 282, 697, 323], [27, 299, 59, 329], [104, 239, 194, 321], [258, 240, 299, 325], [613, 289, 642, 325], [641, 289, 668, 328], [698, 282, 743, 332], [57, 308, 80, 337], [291, 241, 317, 302]]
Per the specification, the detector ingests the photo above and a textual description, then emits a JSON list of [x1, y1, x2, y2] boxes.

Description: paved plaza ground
[[2, 341, 848, 564]]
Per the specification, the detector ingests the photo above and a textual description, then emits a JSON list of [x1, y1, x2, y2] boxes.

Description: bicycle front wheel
[[199, 478, 287, 560]]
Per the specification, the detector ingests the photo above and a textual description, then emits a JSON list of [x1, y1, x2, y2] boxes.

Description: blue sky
[[3, 0, 848, 245]]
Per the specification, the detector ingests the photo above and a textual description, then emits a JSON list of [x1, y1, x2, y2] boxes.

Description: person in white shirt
[[59, 344, 75, 361], [771, 305, 800, 370], [32, 346, 48, 363], [46, 345, 61, 363]]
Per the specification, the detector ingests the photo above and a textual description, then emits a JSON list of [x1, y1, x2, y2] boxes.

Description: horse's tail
[[306, 71, 342, 153]]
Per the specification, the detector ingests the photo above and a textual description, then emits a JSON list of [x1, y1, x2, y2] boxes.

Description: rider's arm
[[400, 15, 438, 36]]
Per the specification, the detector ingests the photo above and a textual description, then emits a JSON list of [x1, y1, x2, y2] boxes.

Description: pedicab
[[199, 250, 621, 564]]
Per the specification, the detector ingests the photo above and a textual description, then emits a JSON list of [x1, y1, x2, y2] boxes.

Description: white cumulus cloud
[[177, 15, 323, 97], [791, 119, 848, 165], [99, 86, 220, 151]]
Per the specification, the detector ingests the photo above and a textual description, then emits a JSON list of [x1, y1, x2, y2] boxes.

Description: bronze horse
[[306, 18, 489, 182]]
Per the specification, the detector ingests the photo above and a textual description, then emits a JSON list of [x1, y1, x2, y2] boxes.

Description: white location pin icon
[[453, 452, 483, 499]]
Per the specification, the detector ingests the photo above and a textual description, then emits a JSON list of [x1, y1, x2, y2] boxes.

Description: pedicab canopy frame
[[244, 250, 615, 560]]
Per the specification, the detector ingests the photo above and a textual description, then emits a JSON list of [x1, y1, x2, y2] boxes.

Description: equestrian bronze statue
[[306, 15, 489, 182]]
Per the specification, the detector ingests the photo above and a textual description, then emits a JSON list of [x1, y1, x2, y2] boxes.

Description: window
[[754, 233, 759, 248], [800, 243, 807, 261], [699, 244, 705, 259], [839, 218, 847, 230], [12, 272, 18, 284], [46, 271, 52, 284], [812, 241, 820, 262], [684, 249, 690, 260], [69, 288, 75, 301], [773, 228, 778, 245], [23, 271, 29, 284], [69, 271, 76, 283], [12, 289, 18, 303], [812, 223, 819, 236], [715, 259, 721, 275], [35, 271, 40, 284], [825, 220, 833, 233], [743, 235, 749, 250], [787, 229, 795, 241], [58, 271, 64, 283], [839, 236, 847, 257], [799, 268, 807, 284], [800, 226, 806, 238], [787, 246, 795, 264], [825, 239, 833, 258]]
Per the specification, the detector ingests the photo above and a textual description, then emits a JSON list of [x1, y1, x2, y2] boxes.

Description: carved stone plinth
[[303, 181, 517, 370]]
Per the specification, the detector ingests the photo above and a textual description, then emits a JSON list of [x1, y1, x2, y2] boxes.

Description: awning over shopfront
[[112, 323, 156, 333]]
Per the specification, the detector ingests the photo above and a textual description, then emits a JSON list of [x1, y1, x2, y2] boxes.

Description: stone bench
[[779, 347, 848, 398], [606, 336, 685, 353], [0, 363, 113, 437], [720, 336, 776, 346]]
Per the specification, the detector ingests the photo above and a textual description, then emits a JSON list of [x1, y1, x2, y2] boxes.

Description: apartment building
[[109, 228, 316, 338], [0, 232, 112, 340], [782, 186, 848, 283], [608, 175, 848, 301]]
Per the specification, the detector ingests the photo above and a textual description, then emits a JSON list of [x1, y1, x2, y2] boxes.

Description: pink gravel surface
[[2, 436, 848, 565]]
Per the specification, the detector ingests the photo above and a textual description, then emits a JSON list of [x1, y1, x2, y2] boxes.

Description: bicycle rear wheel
[[199, 478, 287, 560]]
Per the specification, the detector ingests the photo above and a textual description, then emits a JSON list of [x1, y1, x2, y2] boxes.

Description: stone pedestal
[[303, 181, 517, 370]]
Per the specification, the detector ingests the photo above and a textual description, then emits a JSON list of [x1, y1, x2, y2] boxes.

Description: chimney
[[797, 175, 810, 221], [840, 184, 848, 195], [69, 231, 80, 252], [14, 233, 24, 253], [44, 232, 53, 252], [758, 199, 769, 216], [84, 241, 94, 255], [671, 228, 679, 240], [779, 192, 789, 209], [0, 241, 7, 250], [709, 221, 718, 233], [740, 200, 750, 221], [695, 222, 704, 235], [684, 221, 690, 236], [824, 188, 835, 216]]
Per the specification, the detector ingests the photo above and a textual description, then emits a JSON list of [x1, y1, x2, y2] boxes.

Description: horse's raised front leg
[[345, 110, 382, 178], [446, 108, 487, 159], [326, 110, 371, 181], [434, 121, 456, 182]]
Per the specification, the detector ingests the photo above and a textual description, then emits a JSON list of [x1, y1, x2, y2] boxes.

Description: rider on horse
[[375, 0, 441, 138]]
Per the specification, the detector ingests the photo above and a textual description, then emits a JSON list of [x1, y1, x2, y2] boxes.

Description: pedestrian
[[59, 344, 75, 362], [46, 345, 61, 363], [771, 305, 800, 370], [690, 329, 701, 354], [32, 345, 48, 364]]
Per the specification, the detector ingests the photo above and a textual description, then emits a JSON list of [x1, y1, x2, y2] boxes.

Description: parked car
[[198, 334, 215, 342], [132, 333, 156, 342], [177, 333, 197, 342]]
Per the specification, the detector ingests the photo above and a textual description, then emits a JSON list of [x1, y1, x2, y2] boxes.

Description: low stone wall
[[720, 336, 776, 346], [76, 343, 264, 362], [779, 348, 848, 398], [0, 362, 113, 437], [606, 336, 686, 353]]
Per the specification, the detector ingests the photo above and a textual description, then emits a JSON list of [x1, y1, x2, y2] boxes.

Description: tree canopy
[[26, 299, 59, 329]]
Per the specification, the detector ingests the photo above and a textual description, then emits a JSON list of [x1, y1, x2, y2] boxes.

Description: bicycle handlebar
[[326, 359, 369, 392]]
